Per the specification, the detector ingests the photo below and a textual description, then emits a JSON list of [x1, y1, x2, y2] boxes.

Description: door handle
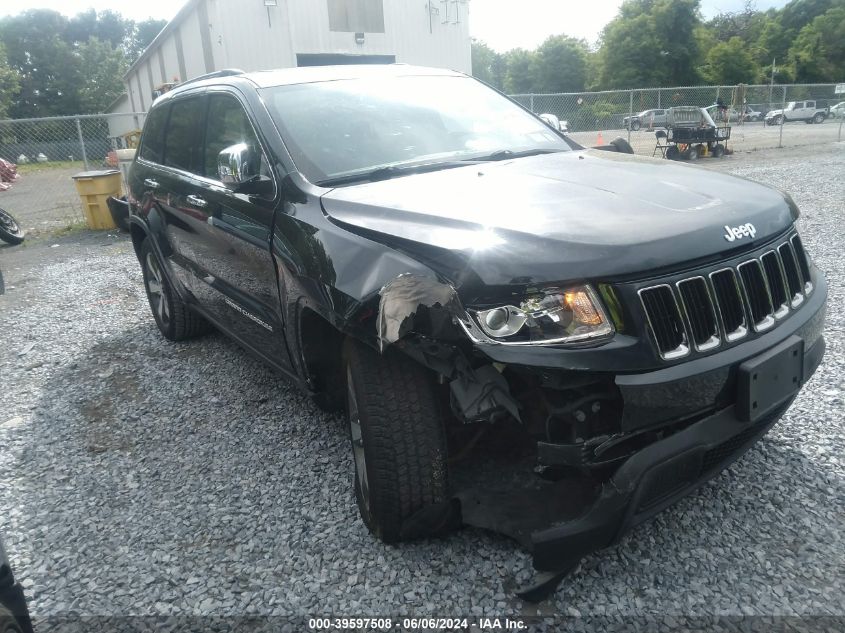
[[144, 178, 159, 189], [186, 195, 208, 208]]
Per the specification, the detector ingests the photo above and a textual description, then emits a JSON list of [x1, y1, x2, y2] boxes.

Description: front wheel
[[344, 338, 448, 543], [0, 208, 24, 245], [630, 120, 641, 131]]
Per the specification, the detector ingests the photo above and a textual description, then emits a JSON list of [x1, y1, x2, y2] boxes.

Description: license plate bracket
[[737, 335, 804, 422]]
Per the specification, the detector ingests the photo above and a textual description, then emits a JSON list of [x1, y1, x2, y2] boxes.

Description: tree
[[0, 43, 20, 119], [126, 18, 167, 63], [700, 36, 759, 84], [788, 6, 845, 82], [596, 0, 703, 89], [76, 38, 129, 113], [471, 39, 504, 90], [503, 49, 537, 94], [0, 10, 82, 117], [533, 35, 589, 93]]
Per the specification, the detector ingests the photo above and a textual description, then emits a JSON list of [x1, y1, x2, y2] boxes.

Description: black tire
[[712, 144, 725, 158], [666, 145, 679, 160], [0, 208, 24, 245], [140, 239, 212, 341], [609, 137, 634, 154], [0, 605, 23, 633], [813, 112, 824, 124], [685, 147, 698, 161], [344, 338, 448, 543], [630, 120, 641, 131]]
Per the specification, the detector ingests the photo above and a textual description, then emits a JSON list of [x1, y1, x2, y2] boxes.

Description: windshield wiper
[[466, 148, 563, 162], [317, 161, 469, 187]]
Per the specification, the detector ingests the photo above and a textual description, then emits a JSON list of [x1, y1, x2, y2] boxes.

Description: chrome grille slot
[[738, 260, 775, 331], [638, 233, 811, 361], [677, 277, 719, 351], [790, 234, 813, 294], [761, 251, 789, 318], [710, 268, 747, 341], [639, 285, 689, 359], [777, 242, 804, 307]]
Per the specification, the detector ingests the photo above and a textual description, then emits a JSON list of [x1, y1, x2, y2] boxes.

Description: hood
[[321, 149, 797, 286]]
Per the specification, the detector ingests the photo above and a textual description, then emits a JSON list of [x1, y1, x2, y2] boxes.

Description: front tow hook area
[[428, 402, 789, 602]]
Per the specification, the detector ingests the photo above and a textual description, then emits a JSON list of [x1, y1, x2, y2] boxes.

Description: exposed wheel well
[[299, 308, 345, 412]]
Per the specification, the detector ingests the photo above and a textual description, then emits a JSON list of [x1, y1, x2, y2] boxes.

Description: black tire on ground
[[344, 338, 448, 543], [0, 605, 24, 633], [813, 112, 825, 124], [0, 208, 25, 245], [685, 147, 698, 161], [140, 239, 212, 341], [630, 120, 641, 131], [712, 144, 725, 158], [609, 137, 635, 154], [666, 145, 679, 160]]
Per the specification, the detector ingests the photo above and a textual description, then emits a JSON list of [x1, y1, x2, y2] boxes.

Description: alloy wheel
[[145, 252, 171, 327], [347, 365, 370, 513]]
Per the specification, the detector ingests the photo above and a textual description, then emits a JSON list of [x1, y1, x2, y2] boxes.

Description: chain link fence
[[512, 83, 844, 156], [0, 112, 145, 235]]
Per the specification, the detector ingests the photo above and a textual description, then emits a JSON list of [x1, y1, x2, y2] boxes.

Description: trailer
[[653, 106, 731, 160]]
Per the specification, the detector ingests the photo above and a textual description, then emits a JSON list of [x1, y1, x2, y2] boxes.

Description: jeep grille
[[639, 235, 813, 360]]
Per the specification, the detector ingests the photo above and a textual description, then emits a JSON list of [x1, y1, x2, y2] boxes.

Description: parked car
[[742, 106, 763, 122], [765, 100, 829, 125], [828, 101, 845, 118], [127, 65, 827, 595], [623, 109, 667, 130], [705, 104, 742, 123]]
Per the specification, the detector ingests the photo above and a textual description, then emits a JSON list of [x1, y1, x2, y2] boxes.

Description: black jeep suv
[[127, 65, 826, 595]]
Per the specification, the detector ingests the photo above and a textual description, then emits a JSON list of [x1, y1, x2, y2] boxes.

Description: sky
[[0, 0, 793, 51]]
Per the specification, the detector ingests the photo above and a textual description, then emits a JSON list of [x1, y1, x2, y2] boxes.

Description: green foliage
[[469, 0, 843, 94], [0, 9, 163, 117], [700, 37, 760, 85], [788, 6, 845, 82], [0, 43, 19, 119], [533, 35, 589, 93]]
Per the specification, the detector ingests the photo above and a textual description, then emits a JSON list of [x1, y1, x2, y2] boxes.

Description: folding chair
[[652, 130, 669, 157]]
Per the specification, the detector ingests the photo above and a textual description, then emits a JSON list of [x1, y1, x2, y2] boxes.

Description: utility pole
[[768, 58, 776, 108]]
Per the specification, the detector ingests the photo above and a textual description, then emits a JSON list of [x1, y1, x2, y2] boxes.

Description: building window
[[327, 0, 385, 33]]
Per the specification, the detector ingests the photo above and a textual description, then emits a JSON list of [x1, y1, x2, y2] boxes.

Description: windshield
[[260, 75, 572, 185], [786, 102, 797, 109]]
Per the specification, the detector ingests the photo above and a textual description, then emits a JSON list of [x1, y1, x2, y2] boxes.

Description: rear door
[[187, 90, 292, 369]]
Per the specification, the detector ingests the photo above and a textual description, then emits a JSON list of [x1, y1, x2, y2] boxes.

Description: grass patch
[[50, 220, 89, 238], [15, 160, 87, 175]]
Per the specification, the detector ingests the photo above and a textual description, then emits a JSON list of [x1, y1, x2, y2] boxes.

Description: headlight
[[469, 285, 613, 345]]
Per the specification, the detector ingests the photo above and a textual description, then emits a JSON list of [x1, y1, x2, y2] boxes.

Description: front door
[[188, 91, 292, 370]]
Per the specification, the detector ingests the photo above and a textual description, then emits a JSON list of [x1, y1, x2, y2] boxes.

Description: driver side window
[[204, 94, 268, 180]]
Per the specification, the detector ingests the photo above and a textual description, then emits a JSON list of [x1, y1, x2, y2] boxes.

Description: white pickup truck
[[765, 100, 829, 125]]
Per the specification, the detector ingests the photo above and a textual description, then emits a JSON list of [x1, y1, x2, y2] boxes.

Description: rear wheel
[[344, 338, 448, 543], [685, 147, 699, 161], [712, 144, 725, 158], [0, 208, 24, 245], [666, 145, 679, 160], [140, 239, 212, 341]]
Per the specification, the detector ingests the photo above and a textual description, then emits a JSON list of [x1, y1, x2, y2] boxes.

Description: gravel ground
[[0, 144, 843, 629]]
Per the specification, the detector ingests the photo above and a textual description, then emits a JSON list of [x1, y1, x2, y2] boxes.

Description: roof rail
[[179, 68, 245, 87]]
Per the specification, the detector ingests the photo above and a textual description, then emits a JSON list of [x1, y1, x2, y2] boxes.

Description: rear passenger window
[[138, 105, 169, 164], [164, 98, 204, 174]]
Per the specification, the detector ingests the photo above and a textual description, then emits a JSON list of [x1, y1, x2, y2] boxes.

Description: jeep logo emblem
[[724, 223, 757, 242]]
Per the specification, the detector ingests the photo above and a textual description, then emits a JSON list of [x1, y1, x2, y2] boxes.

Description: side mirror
[[217, 143, 273, 196], [218, 143, 256, 187], [539, 113, 562, 131]]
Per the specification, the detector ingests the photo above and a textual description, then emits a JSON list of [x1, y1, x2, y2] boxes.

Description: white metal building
[[121, 0, 472, 114]]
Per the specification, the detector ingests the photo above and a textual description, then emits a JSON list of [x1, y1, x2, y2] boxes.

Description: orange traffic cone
[[597, 131, 604, 145]]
